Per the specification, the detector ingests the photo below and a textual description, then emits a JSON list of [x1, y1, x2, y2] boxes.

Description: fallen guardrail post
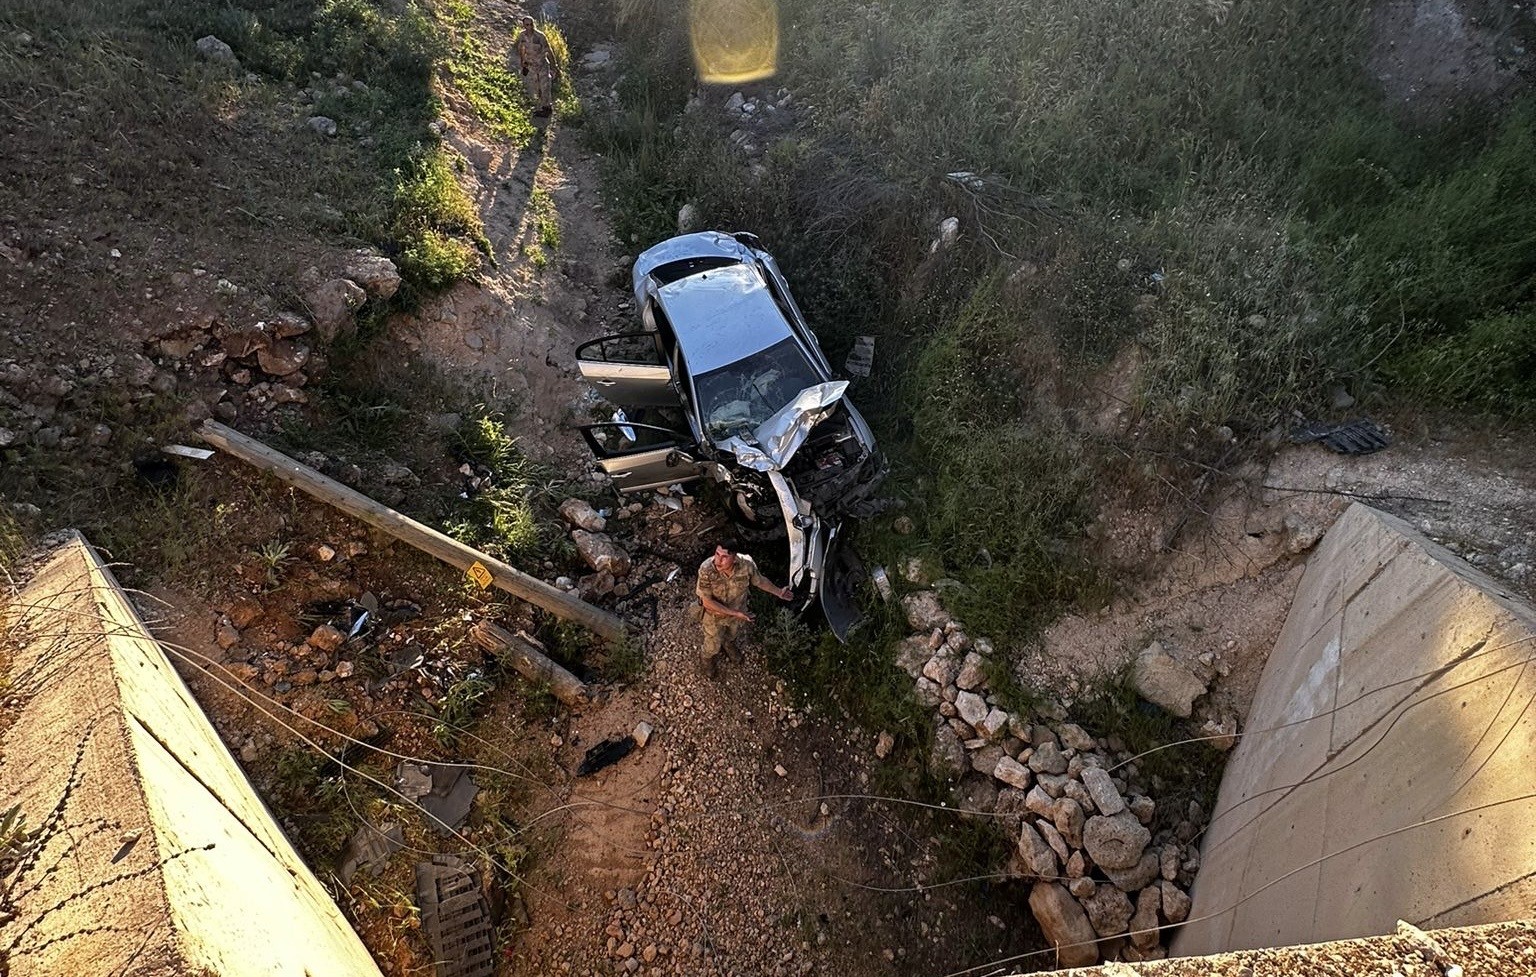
[[197, 420, 627, 644]]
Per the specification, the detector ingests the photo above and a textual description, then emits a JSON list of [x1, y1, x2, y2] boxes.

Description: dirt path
[[389, 4, 622, 469], [506, 573, 1042, 977]]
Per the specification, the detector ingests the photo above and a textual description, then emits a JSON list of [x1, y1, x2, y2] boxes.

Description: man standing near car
[[514, 15, 557, 117], [695, 544, 792, 678]]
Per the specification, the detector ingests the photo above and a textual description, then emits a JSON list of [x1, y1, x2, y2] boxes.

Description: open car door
[[578, 422, 709, 494], [575, 333, 679, 408]]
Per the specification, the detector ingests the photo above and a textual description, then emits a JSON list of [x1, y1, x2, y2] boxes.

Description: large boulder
[[901, 591, 951, 632], [302, 277, 367, 343], [572, 530, 631, 576], [1084, 811, 1152, 870], [1133, 641, 1208, 717], [344, 252, 401, 301], [1028, 882, 1099, 969]]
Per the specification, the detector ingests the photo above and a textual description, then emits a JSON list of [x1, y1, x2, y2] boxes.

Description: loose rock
[[195, 35, 239, 66], [1102, 851, 1160, 893], [1159, 880, 1192, 924], [1080, 766, 1127, 817], [1051, 797, 1086, 849], [1027, 739, 1068, 775], [1129, 885, 1162, 949], [1083, 812, 1152, 871], [954, 690, 988, 729], [572, 530, 632, 576], [1028, 882, 1099, 968], [308, 624, 346, 654], [1081, 884, 1134, 937], [901, 591, 951, 632], [1133, 641, 1208, 717], [559, 497, 607, 532], [343, 253, 401, 301], [1016, 822, 1060, 879], [302, 278, 367, 343], [995, 755, 1032, 792]]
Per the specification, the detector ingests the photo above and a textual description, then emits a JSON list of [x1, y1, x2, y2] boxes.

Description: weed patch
[[449, 409, 568, 565], [0, 505, 30, 581]]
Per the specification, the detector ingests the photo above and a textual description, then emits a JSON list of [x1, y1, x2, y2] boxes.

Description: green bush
[[451, 410, 563, 563]]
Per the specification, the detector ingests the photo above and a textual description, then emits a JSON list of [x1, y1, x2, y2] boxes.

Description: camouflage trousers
[[525, 67, 553, 109], [699, 609, 744, 666]]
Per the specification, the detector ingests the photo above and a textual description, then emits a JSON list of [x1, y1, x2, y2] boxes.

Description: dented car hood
[[718, 381, 849, 472]]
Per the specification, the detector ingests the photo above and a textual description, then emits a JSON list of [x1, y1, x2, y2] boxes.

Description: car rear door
[[575, 333, 680, 408], [577, 422, 709, 493]]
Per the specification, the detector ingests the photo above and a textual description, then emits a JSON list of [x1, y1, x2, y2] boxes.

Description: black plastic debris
[[1290, 418, 1391, 455], [337, 822, 405, 884], [577, 736, 636, 776], [415, 855, 495, 977]]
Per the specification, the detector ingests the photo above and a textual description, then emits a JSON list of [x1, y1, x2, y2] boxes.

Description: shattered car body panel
[[574, 231, 886, 638]]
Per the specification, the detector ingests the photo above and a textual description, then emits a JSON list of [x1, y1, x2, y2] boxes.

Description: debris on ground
[[415, 855, 496, 977], [1289, 417, 1392, 454], [577, 735, 636, 776]]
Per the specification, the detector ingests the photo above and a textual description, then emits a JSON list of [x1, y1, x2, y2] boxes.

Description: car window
[[694, 338, 822, 440], [586, 423, 685, 454], [650, 256, 738, 286]]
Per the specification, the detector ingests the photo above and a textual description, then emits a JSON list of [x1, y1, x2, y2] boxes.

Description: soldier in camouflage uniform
[[515, 15, 557, 117], [695, 545, 792, 678]]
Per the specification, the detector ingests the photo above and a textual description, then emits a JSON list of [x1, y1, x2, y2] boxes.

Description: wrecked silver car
[[574, 231, 886, 637]]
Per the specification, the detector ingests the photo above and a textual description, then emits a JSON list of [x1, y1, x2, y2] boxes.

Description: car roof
[[656, 262, 799, 375]]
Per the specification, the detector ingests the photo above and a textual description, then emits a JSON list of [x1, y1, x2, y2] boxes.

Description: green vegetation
[[595, 0, 1536, 417], [591, 0, 1536, 679], [0, 505, 29, 581], [0, 0, 535, 300], [449, 409, 570, 565], [273, 746, 359, 861]]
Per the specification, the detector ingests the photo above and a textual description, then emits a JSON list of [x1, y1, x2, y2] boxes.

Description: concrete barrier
[[0, 533, 382, 976], [1175, 503, 1536, 954]]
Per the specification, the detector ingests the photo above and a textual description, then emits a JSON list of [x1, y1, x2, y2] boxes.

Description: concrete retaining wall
[[1174, 503, 1536, 954], [0, 533, 382, 976]]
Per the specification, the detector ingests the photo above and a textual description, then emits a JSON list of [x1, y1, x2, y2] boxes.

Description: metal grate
[[415, 855, 496, 977]]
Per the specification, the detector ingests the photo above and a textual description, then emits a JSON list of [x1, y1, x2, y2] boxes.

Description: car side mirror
[[665, 449, 695, 468]]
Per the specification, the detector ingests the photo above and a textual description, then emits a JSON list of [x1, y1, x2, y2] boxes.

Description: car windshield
[[695, 338, 822, 440]]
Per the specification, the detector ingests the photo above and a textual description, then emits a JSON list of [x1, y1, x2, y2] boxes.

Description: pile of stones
[[893, 586, 1205, 967]]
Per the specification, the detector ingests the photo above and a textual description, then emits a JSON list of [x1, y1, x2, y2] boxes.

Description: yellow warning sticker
[[466, 561, 493, 589]]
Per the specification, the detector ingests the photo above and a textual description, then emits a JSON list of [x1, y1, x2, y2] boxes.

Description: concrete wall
[[0, 533, 382, 977], [1174, 503, 1536, 955]]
